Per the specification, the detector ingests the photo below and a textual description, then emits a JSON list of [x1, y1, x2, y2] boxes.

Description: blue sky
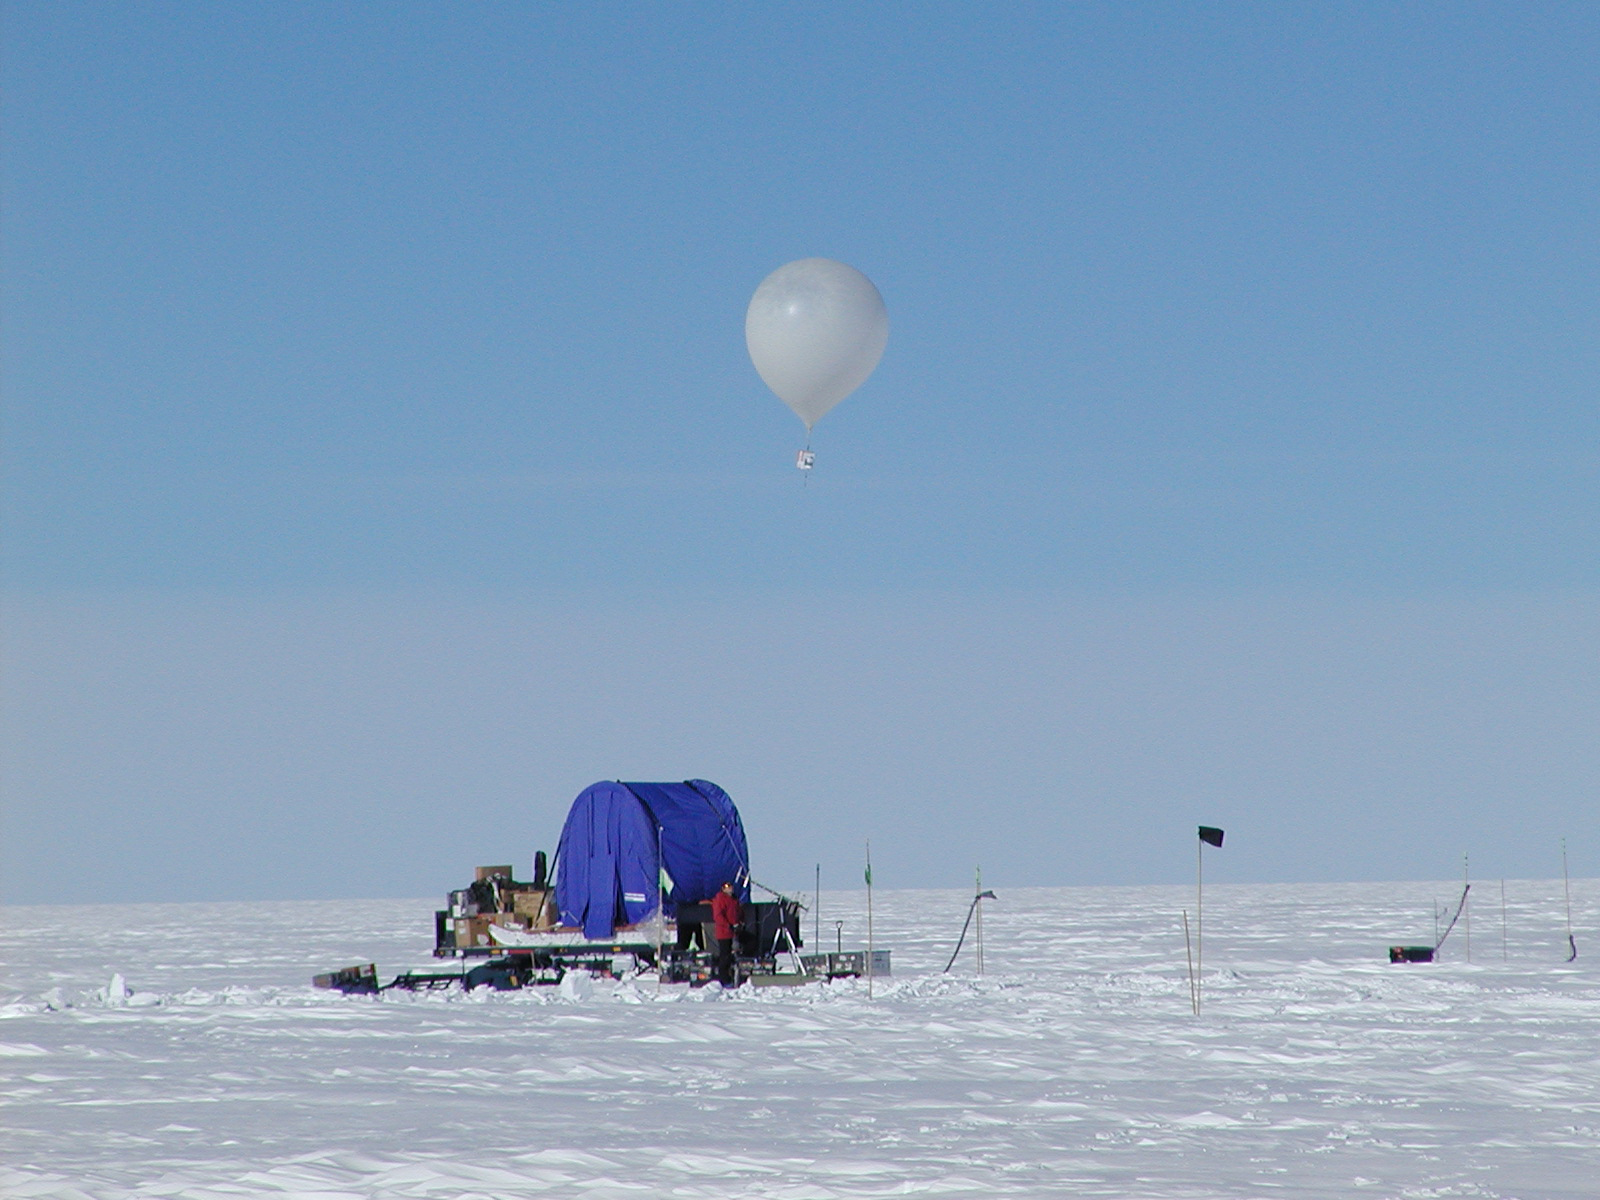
[[3, 4, 1596, 904]]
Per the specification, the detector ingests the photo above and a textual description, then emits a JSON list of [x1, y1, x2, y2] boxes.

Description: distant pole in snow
[[1562, 837, 1577, 962], [865, 842, 875, 1000], [815, 862, 821, 949], [1464, 853, 1472, 964], [1182, 909, 1198, 1016]]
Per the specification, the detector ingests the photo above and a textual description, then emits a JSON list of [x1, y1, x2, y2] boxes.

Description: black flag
[[1198, 826, 1225, 848]]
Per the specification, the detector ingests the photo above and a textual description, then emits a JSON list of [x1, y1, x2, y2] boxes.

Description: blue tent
[[554, 780, 751, 939]]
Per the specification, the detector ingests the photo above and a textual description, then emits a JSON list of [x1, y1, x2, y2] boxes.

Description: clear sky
[[3, 3, 1596, 904]]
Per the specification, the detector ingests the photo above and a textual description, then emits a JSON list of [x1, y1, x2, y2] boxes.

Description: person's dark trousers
[[715, 937, 735, 986]]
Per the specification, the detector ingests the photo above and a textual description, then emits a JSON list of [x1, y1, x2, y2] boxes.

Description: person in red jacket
[[710, 881, 742, 987]]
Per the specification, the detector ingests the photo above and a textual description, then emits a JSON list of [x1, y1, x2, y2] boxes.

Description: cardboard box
[[475, 865, 514, 882], [453, 915, 493, 947], [513, 889, 556, 929]]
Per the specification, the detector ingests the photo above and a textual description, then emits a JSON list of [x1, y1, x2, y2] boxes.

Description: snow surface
[[3, 880, 1596, 1199]]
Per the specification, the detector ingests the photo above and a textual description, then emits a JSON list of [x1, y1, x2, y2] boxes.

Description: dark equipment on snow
[[1388, 883, 1470, 963], [312, 963, 379, 992], [313, 957, 566, 994], [1389, 945, 1435, 963]]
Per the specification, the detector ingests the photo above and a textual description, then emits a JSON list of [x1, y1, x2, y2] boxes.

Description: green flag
[[864, 861, 872, 887]]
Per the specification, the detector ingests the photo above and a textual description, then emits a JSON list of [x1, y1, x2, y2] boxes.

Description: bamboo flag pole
[[1464, 853, 1471, 963], [865, 842, 875, 1000]]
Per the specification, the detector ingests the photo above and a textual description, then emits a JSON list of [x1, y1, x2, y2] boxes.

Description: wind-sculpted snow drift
[[2, 881, 1595, 1198]]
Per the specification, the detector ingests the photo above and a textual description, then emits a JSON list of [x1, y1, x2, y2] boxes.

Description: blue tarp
[[554, 780, 751, 939]]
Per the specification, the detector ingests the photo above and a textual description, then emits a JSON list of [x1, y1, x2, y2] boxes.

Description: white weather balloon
[[745, 258, 888, 433]]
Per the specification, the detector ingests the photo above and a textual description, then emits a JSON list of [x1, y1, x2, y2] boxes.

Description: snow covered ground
[[3, 879, 1596, 1199]]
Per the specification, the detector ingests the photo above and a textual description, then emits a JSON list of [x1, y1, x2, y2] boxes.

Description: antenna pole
[[814, 862, 821, 949]]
